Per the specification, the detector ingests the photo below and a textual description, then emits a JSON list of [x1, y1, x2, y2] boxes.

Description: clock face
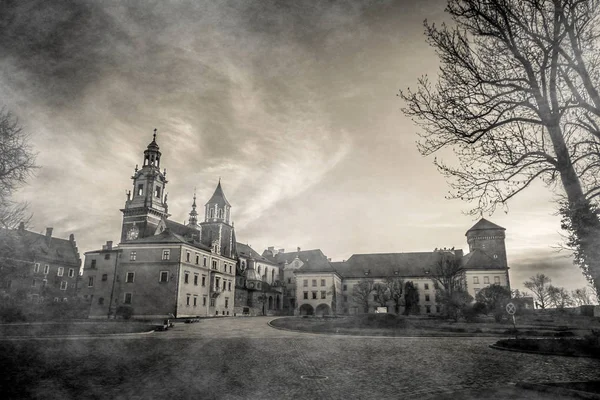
[[127, 227, 139, 240]]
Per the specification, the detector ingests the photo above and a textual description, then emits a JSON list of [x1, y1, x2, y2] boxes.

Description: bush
[[0, 305, 26, 323], [116, 305, 134, 320]]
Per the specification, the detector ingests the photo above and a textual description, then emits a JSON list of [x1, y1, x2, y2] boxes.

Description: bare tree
[[429, 250, 463, 295], [524, 273, 553, 309], [548, 285, 574, 309], [352, 278, 374, 314], [403, 281, 420, 315], [0, 108, 37, 229], [399, 0, 600, 297], [384, 276, 404, 314], [571, 287, 594, 306], [372, 283, 390, 308]]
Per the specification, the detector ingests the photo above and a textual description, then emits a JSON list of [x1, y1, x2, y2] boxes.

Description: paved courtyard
[[4, 317, 599, 399]]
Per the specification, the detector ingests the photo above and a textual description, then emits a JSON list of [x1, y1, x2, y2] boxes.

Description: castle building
[[0, 223, 81, 304], [80, 130, 511, 319]]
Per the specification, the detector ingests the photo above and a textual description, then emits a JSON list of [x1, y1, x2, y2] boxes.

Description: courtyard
[[1, 317, 598, 399]]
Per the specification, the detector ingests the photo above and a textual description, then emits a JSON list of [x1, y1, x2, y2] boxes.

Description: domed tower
[[186, 190, 201, 232], [200, 180, 236, 258], [465, 218, 507, 268], [120, 129, 170, 242]]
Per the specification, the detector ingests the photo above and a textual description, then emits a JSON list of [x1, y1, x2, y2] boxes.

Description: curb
[[517, 382, 600, 400], [0, 329, 156, 340], [489, 344, 599, 359]]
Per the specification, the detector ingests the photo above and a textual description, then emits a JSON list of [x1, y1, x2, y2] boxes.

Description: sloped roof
[[205, 181, 231, 207], [461, 249, 504, 270], [165, 219, 198, 237], [0, 227, 80, 266], [336, 251, 462, 278], [122, 228, 211, 252], [466, 218, 505, 234], [267, 249, 330, 266], [236, 242, 277, 265], [296, 258, 338, 274]]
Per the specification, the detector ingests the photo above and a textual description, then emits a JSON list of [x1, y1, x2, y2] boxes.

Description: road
[[3, 317, 599, 399]]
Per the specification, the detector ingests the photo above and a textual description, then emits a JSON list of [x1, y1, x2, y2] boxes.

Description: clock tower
[[120, 129, 170, 243]]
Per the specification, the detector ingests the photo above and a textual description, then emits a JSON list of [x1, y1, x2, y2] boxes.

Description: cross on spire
[[153, 128, 157, 141]]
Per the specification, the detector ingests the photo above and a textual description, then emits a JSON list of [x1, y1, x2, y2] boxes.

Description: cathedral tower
[[200, 180, 235, 258], [465, 218, 507, 268], [120, 129, 170, 242]]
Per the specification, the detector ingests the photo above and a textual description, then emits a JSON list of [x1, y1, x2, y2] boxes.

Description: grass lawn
[[270, 313, 600, 337], [0, 321, 154, 337], [494, 337, 600, 358]]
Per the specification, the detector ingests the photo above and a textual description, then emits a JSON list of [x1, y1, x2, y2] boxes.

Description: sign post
[[506, 302, 517, 339]]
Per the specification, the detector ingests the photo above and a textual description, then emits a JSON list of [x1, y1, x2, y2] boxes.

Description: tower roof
[[205, 180, 231, 207], [146, 128, 160, 151], [466, 218, 505, 234]]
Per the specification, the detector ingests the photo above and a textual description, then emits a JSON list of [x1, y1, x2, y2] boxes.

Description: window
[[91, 259, 97, 269], [484, 276, 490, 284], [102, 274, 108, 281], [303, 292, 308, 299], [210, 298, 215, 307], [202, 275, 206, 286], [68, 268, 75, 278], [186, 251, 191, 262], [288, 278, 292, 284], [436, 305, 441, 313], [223, 281, 226, 291], [203, 296, 207, 306], [225, 298, 229, 308], [475, 288, 481, 294], [155, 185, 161, 198], [42, 279, 47, 288], [258, 266, 261, 274], [343, 295, 348, 302], [31, 279, 36, 287], [215, 277, 220, 290], [203, 257, 207, 267], [184, 272, 189, 284], [321, 279, 326, 287], [60, 281, 67, 290], [124, 293, 132, 304], [62, 298, 68, 303], [228, 281, 231, 291], [193, 296, 198, 307], [303, 279, 308, 287], [57, 267, 64, 276], [312, 279, 317, 287], [104, 253, 110, 260], [312, 291, 317, 299], [186, 294, 190, 306], [194, 274, 199, 286], [494, 276, 500, 284], [126, 272, 135, 283], [229, 265, 232, 274], [44, 265, 49, 274], [162, 250, 170, 260], [195, 254, 199, 265], [34, 263, 40, 273], [130, 251, 137, 261], [424, 283, 429, 290], [343, 284, 347, 291], [160, 271, 169, 282], [425, 305, 431, 314], [98, 297, 104, 305], [88, 277, 94, 287], [212, 260, 217, 270], [137, 184, 143, 196], [425, 294, 430, 302], [473, 276, 479, 284], [321, 291, 326, 299], [54, 297, 59, 302]]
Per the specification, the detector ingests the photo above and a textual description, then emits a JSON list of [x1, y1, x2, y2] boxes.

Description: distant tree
[[385, 276, 405, 314], [372, 283, 390, 308], [352, 278, 374, 313], [511, 289, 530, 299], [430, 250, 466, 319], [524, 274, 552, 309], [548, 285, 574, 310], [329, 283, 338, 315], [0, 108, 37, 229], [436, 289, 473, 322], [475, 284, 511, 322], [571, 287, 595, 306], [403, 281, 420, 315]]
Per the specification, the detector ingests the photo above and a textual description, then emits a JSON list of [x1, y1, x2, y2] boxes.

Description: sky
[[0, 0, 590, 294]]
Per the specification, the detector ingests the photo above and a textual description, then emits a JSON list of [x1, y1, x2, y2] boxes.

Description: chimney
[[106, 241, 113, 251], [297, 247, 301, 252], [18, 222, 25, 232], [45, 227, 53, 245], [278, 248, 285, 254], [268, 246, 275, 254], [69, 233, 75, 242]]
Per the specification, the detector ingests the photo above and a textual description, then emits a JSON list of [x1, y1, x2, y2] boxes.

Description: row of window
[[185, 294, 230, 308], [473, 276, 501, 284], [303, 291, 328, 300], [29, 294, 68, 303], [32, 279, 68, 290], [303, 279, 328, 287], [136, 183, 162, 198], [33, 263, 75, 278]]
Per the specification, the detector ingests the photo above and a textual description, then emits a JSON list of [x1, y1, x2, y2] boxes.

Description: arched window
[[271, 269, 275, 282], [264, 267, 268, 281], [258, 266, 261, 274], [210, 209, 214, 218], [218, 209, 223, 218]]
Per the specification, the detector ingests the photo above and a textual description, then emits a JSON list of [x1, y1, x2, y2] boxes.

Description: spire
[[205, 180, 231, 207], [188, 188, 198, 226], [143, 128, 161, 168]]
